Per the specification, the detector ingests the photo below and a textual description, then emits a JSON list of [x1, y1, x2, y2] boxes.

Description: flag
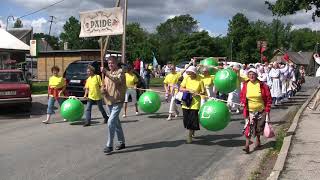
[[152, 52, 158, 67], [283, 53, 290, 61], [260, 46, 267, 54], [262, 56, 268, 62]]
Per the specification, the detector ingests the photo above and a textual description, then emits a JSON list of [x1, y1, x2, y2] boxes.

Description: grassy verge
[[31, 82, 48, 94], [150, 78, 164, 87]]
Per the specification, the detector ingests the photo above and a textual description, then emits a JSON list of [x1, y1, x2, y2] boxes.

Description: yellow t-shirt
[[200, 74, 215, 88], [246, 81, 265, 112], [180, 75, 205, 110], [49, 75, 65, 89], [85, 75, 102, 100], [164, 72, 182, 94], [125, 73, 138, 88]]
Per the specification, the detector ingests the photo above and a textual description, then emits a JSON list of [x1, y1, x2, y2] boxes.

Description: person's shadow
[[113, 133, 243, 154]]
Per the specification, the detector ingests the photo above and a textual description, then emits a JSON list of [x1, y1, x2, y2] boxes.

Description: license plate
[[0, 91, 16, 96], [70, 80, 81, 83]]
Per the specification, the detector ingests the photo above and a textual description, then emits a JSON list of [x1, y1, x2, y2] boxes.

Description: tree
[[60, 16, 99, 49], [265, 0, 320, 21], [33, 33, 59, 50], [156, 14, 198, 63], [174, 31, 215, 61], [13, 18, 23, 28]]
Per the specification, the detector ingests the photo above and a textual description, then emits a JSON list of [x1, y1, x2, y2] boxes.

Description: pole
[[230, 39, 233, 61], [121, 0, 128, 64], [46, 16, 55, 51]]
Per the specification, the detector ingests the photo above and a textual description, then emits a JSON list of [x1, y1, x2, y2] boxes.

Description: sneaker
[[63, 119, 67, 122], [135, 111, 139, 115], [167, 116, 172, 121], [115, 143, 126, 150], [122, 114, 127, 118], [42, 120, 49, 124], [83, 122, 91, 127], [103, 147, 113, 155]]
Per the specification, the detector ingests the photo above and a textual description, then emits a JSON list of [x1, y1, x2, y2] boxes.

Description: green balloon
[[214, 68, 238, 94], [60, 98, 84, 122], [200, 57, 219, 75], [138, 91, 161, 113], [199, 100, 230, 131]]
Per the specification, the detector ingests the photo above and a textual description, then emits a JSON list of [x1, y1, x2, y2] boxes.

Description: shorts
[[125, 88, 137, 103]]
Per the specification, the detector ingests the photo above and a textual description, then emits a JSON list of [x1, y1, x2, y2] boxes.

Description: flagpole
[[121, 0, 128, 64]]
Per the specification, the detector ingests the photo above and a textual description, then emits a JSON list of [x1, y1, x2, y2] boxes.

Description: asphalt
[[0, 77, 318, 180]]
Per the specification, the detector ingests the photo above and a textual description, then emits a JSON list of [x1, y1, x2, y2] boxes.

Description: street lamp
[[6, 16, 15, 31]]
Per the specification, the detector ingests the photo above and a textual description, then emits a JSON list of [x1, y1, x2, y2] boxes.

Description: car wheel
[[22, 102, 32, 112]]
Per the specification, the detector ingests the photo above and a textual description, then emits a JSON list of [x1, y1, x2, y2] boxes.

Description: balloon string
[[132, 87, 243, 106]]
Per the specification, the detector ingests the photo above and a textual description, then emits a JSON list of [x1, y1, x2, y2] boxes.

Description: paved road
[[0, 77, 318, 180]]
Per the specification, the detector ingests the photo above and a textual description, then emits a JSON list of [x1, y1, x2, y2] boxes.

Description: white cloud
[[23, 17, 48, 33], [8, 0, 320, 35]]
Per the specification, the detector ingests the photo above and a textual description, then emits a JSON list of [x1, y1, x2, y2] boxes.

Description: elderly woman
[[240, 68, 272, 153], [180, 66, 205, 143], [269, 62, 288, 105]]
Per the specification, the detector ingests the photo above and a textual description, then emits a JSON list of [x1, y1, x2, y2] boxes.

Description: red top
[[133, 59, 141, 70], [240, 80, 272, 118]]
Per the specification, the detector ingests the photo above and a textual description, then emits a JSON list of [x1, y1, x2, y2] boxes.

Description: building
[[0, 28, 29, 69], [37, 49, 121, 81], [270, 50, 316, 75]]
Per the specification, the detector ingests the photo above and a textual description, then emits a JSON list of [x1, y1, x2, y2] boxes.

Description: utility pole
[[230, 39, 233, 61], [46, 15, 55, 51]]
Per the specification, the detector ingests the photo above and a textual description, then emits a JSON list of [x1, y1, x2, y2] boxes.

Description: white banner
[[30, 40, 37, 57], [79, 7, 123, 37]]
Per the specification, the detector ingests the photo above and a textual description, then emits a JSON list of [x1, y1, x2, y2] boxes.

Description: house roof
[[7, 28, 32, 40], [0, 28, 30, 51], [270, 50, 313, 65]]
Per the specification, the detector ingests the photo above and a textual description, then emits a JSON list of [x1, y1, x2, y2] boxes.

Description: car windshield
[[65, 63, 88, 79], [0, 72, 25, 83]]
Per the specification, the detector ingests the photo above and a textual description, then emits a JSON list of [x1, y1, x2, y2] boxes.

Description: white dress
[[269, 65, 288, 98], [315, 57, 320, 77]]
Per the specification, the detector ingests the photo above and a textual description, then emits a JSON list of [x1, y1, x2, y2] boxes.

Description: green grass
[[150, 78, 164, 87], [31, 82, 48, 94]]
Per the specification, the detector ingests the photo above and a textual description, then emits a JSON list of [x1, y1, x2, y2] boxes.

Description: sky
[[0, 0, 319, 37]]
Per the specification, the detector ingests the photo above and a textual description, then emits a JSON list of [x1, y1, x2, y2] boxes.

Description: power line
[[18, 0, 65, 19]]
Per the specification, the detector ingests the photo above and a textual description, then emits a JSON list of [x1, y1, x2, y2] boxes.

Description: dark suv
[[64, 60, 105, 97], [64, 60, 146, 98]]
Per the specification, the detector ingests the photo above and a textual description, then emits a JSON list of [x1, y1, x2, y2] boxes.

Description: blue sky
[[0, 0, 318, 37]]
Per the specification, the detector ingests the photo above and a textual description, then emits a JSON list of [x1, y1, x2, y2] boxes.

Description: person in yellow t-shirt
[[123, 65, 139, 118], [180, 66, 205, 143], [43, 66, 66, 124], [163, 64, 182, 120], [200, 67, 215, 106], [83, 65, 109, 127]]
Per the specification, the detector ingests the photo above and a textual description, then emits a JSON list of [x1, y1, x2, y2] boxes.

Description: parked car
[[63, 60, 105, 97], [0, 69, 32, 112]]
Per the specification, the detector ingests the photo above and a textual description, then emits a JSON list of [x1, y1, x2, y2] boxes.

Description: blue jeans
[[106, 103, 125, 148], [85, 99, 109, 124], [47, 96, 64, 114]]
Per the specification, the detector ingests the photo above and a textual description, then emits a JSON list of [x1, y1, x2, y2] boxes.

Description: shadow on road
[[114, 134, 243, 154]]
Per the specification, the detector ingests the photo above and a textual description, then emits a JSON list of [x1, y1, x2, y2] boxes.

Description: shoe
[[83, 123, 91, 127], [167, 116, 172, 121], [42, 120, 49, 124], [242, 146, 250, 154], [103, 147, 113, 155], [135, 112, 139, 115], [63, 119, 67, 122], [122, 114, 127, 118], [115, 143, 126, 150]]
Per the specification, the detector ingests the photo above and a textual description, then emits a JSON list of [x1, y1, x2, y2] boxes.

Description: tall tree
[[265, 0, 320, 21], [33, 33, 59, 50], [174, 31, 215, 61], [156, 14, 198, 63], [13, 18, 23, 28], [59, 16, 99, 49]]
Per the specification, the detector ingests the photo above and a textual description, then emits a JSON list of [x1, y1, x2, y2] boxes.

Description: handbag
[[264, 114, 275, 138]]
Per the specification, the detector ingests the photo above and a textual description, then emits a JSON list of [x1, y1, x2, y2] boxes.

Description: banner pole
[[121, 0, 128, 64]]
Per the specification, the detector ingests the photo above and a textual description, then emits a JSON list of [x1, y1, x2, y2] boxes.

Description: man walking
[[102, 56, 127, 155]]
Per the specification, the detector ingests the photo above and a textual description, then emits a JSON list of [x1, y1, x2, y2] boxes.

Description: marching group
[[43, 55, 307, 154]]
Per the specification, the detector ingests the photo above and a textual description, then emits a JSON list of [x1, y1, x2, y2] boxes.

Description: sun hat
[[247, 68, 257, 74], [186, 66, 197, 74]]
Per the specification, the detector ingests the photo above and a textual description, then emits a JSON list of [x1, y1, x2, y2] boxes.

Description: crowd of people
[[44, 55, 308, 155]]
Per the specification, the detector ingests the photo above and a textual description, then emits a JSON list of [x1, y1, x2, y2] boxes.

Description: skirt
[[182, 109, 200, 130], [271, 79, 282, 98], [243, 111, 266, 138]]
